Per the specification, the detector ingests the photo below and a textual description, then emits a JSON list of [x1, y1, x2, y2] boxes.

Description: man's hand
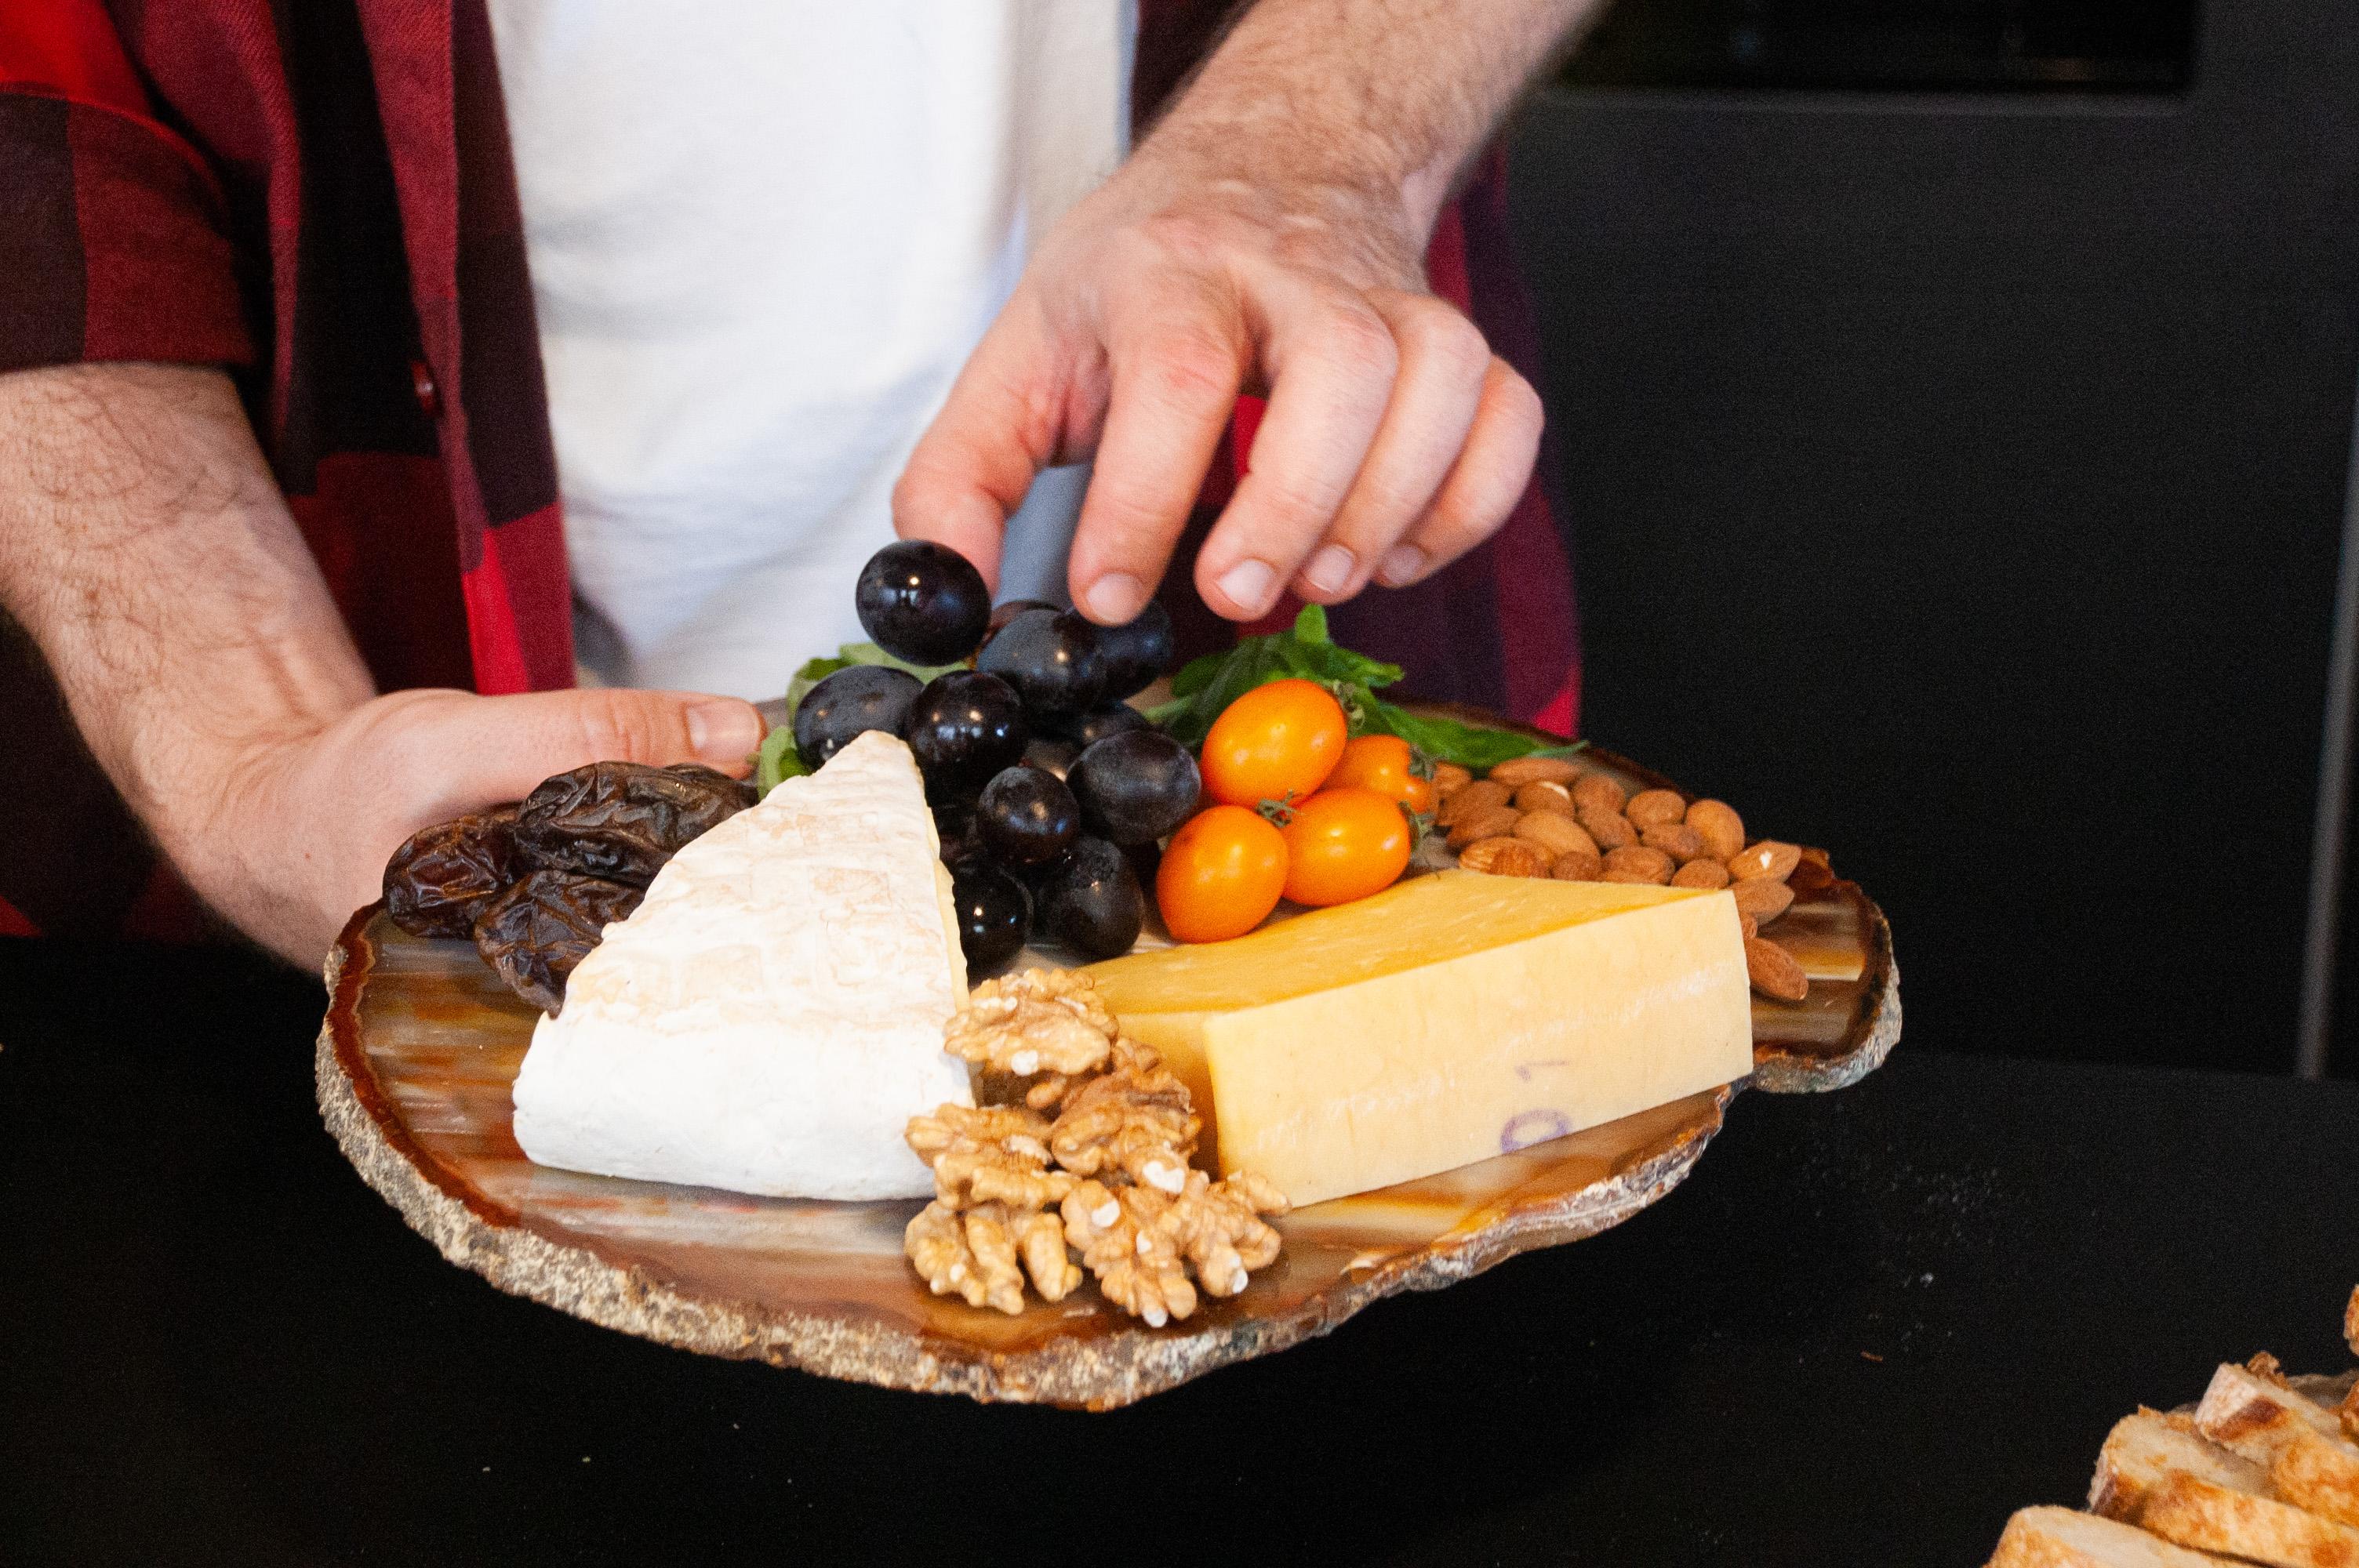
[[896, 0, 1596, 625], [0, 364, 760, 968], [166, 684, 761, 966]]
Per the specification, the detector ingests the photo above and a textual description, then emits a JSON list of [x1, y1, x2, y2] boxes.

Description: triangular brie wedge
[[511, 731, 972, 1198]]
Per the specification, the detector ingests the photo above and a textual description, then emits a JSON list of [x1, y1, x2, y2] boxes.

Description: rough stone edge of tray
[[315, 942, 1721, 1410], [1749, 910, 1903, 1096]]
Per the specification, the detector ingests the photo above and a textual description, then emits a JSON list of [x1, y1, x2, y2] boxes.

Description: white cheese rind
[[511, 731, 970, 1199]]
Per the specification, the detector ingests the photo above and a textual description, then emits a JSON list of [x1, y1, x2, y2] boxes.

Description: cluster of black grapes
[[792, 542, 1202, 974]]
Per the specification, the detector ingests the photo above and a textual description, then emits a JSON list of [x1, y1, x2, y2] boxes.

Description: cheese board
[[318, 728, 1898, 1410]]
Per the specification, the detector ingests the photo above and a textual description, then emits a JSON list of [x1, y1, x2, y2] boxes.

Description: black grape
[[1055, 702, 1151, 750], [950, 862, 1031, 976], [791, 665, 921, 768], [1067, 730, 1201, 846], [902, 671, 1029, 802], [976, 608, 1103, 722], [1092, 600, 1176, 701], [975, 765, 1081, 867], [1037, 837, 1143, 960], [854, 541, 991, 666]]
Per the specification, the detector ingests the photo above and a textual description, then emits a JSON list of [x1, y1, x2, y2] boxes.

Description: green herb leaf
[[1361, 700, 1587, 771], [754, 724, 809, 797], [1143, 609, 1572, 768]]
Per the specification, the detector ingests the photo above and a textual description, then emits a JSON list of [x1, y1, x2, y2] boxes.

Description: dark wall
[[1508, 2, 2359, 1073]]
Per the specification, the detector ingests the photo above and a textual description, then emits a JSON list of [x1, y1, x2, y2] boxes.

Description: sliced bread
[[2197, 1359, 2346, 1463], [1985, 1505, 2239, 1566], [2274, 1428, 2359, 1532], [2091, 1410, 2266, 1520], [2089, 1410, 2359, 1566], [2192, 1360, 2359, 1529]]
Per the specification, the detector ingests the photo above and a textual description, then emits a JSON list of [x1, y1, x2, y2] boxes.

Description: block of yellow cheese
[[1083, 870, 1752, 1207]]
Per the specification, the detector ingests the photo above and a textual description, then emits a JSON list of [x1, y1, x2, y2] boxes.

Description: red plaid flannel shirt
[[0, 0, 1577, 939]]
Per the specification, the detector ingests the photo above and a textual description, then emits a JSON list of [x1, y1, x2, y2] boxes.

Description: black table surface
[[4, 938, 2355, 1567]]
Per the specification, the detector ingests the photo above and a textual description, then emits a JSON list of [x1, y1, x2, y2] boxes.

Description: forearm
[[0, 363, 373, 862], [1147, 0, 1599, 245]]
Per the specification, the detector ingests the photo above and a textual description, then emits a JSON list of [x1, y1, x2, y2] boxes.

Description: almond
[[1685, 799, 1745, 862], [1745, 935, 1808, 1002], [1641, 822, 1708, 863], [1514, 811, 1599, 859], [1514, 780, 1576, 815], [1459, 837, 1550, 877], [1729, 840, 1801, 884], [1431, 762, 1474, 800], [1670, 857, 1730, 890], [1601, 844, 1674, 884], [1437, 779, 1510, 826], [1570, 772, 1627, 816], [1626, 789, 1686, 830], [1550, 849, 1604, 881], [1729, 877, 1794, 925], [1576, 806, 1635, 851], [1488, 754, 1581, 788], [1739, 912, 1758, 941], [1446, 804, 1524, 849]]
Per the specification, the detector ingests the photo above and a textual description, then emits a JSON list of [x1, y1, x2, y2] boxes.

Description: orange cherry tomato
[[1329, 733, 1434, 815], [1278, 787, 1412, 907], [1157, 805, 1289, 943], [1200, 679, 1347, 809]]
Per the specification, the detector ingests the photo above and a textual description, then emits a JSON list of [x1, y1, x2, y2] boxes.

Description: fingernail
[[1377, 545, 1427, 586], [1216, 558, 1277, 615], [685, 699, 762, 767], [1303, 545, 1356, 597], [1083, 572, 1143, 624]]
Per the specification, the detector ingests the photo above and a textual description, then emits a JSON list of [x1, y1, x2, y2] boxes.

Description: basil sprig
[[1145, 605, 1580, 771]]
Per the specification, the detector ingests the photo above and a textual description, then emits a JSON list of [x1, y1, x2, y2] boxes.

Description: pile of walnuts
[[903, 969, 1288, 1326], [1435, 755, 1812, 1003]]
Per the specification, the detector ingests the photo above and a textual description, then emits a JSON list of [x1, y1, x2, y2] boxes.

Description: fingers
[[1373, 356, 1545, 587], [1066, 278, 1247, 624], [382, 687, 766, 820], [1191, 281, 1396, 619], [894, 302, 1069, 592], [1288, 291, 1490, 604]]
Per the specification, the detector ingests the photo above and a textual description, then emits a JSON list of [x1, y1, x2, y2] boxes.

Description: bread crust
[[1986, 1506, 2240, 1566], [2138, 1472, 2359, 1567]]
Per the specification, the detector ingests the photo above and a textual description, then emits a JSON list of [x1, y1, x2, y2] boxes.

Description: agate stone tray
[[318, 742, 1899, 1410]]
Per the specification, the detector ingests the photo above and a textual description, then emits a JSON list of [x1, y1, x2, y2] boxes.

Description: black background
[[4, 940, 2355, 1566], [1511, 0, 2359, 1076]]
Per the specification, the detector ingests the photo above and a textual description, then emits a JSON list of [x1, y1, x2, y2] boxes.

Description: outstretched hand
[[894, 130, 1543, 628]]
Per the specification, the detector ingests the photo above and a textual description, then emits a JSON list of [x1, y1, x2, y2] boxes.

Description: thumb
[[386, 687, 765, 814]]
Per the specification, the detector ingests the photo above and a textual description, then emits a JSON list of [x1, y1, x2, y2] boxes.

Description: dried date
[[472, 870, 644, 1014], [511, 761, 748, 886], [660, 763, 758, 809], [383, 808, 520, 938]]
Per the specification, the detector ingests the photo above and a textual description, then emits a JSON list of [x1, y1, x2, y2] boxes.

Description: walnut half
[[904, 1102, 1076, 1214], [1158, 1170, 1289, 1298], [943, 968, 1119, 1110], [1060, 1180, 1198, 1328], [1047, 1038, 1200, 1194], [906, 1200, 1078, 1315]]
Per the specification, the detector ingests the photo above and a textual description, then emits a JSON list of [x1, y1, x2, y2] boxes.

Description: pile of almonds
[[1434, 755, 1812, 1003]]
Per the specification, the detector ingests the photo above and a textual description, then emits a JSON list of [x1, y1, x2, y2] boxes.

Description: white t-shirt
[[485, 2, 1134, 699]]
